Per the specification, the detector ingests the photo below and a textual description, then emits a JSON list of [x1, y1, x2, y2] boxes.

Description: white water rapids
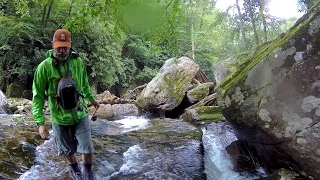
[[16, 117, 266, 180]]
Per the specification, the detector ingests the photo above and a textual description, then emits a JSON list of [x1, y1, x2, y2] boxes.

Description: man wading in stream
[[32, 29, 100, 180]]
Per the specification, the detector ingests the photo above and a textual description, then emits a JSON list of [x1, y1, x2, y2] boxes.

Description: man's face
[[53, 47, 71, 61]]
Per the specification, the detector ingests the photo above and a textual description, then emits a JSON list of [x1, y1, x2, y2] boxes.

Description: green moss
[[13, 118, 24, 124], [194, 106, 221, 114], [136, 95, 146, 108], [163, 72, 189, 103], [278, 168, 299, 179], [13, 116, 34, 124], [151, 118, 163, 127], [217, 7, 319, 97], [188, 84, 211, 100], [199, 113, 223, 121]]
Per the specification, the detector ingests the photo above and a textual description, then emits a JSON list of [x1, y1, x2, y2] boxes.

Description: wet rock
[[225, 140, 259, 172], [7, 98, 32, 115], [186, 82, 214, 104], [136, 57, 199, 113], [259, 168, 306, 180], [112, 104, 139, 117], [180, 106, 224, 123], [0, 124, 41, 179], [217, 4, 320, 178]]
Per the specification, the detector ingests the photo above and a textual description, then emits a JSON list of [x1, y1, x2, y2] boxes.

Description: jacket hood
[[46, 49, 53, 58]]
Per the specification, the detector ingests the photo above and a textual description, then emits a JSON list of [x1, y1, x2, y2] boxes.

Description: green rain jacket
[[32, 50, 95, 125]]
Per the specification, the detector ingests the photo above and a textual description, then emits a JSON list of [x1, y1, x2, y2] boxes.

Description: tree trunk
[[247, 0, 259, 45], [191, 22, 195, 60], [44, 0, 54, 27], [91, 77, 98, 95], [236, 0, 248, 49], [190, 0, 195, 60], [258, 0, 268, 42], [41, 3, 47, 25]]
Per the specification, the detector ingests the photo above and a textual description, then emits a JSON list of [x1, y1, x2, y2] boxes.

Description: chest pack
[[53, 53, 84, 110]]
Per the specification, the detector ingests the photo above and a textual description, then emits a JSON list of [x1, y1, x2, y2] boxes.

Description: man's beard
[[53, 52, 70, 61]]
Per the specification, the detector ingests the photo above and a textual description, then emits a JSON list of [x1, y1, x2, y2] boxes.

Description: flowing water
[[203, 123, 266, 180], [0, 91, 8, 114], [0, 115, 266, 180], [0, 91, 7, 107]]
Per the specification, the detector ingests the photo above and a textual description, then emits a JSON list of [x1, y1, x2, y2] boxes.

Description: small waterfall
[[0, 90, 8, 106], [0, 90, 8, 114], [202, 122, 266, 180]]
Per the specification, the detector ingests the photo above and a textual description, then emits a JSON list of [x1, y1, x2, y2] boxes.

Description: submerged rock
[[0, 115, 41, 179], [217, 4, 320, 178], [225, 140, 259, 172]]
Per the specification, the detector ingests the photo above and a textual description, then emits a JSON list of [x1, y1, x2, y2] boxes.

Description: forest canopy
[[0, 0, 316, 95]]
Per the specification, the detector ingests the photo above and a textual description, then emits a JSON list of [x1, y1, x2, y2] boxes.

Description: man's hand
[[92, 101, 100, 109], [38, 124, 49, 140]]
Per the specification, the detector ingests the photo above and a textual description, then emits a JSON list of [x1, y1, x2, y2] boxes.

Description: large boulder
[[136, 57, 199, 112], [112, 104, 139, 117], [217, 5, 320, 178], [88, 104, 114, 118], [6, 83, 24, 98]]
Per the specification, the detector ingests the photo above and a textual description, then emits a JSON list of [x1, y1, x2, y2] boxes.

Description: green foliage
[[0, 0, 300, 93], [136, 67, 159, 82], [73, 20, 125, 88], [118, 58, 137, 88]]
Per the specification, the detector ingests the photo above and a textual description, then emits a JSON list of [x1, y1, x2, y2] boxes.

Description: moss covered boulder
[[180, 106, 224, 124], [6, 83, 24, 98], [136, 57, 199, 112], [186, 82, 214, 104], [21, 90, 33, 100], [217, 4, 320, 178]]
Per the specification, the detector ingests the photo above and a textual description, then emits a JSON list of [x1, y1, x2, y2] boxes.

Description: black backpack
[[56, 77, 81, 109], [53, 51, 84, 110]]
